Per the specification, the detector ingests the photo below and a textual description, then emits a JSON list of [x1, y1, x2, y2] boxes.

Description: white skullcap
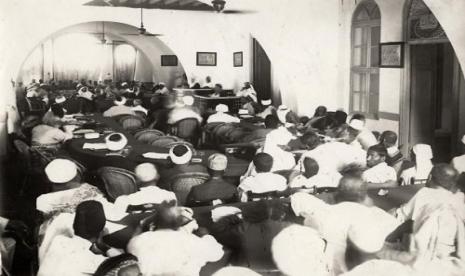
[[213, 267, 261, 276], [412, 143, 433, 160], [45, 159, 78, 184], [26, 91, 38, 98], [183, 96, 194, 106], [215, 104, 229, 113], [55, 96, 66, 104], [341, 260, 412, 276], [272, 225, 328, 276], [114, 96, 127, 106], [169, 144, 193, 165], [261, 99, 272, 106], [208, 153, 228, 171], [135, 163, 159, 182], [349, 119, 364, 131], [105, 133, 128, 151], [211, 206, 242, 223], [238, 109, 249, 115], [76, 83, 83, 89]]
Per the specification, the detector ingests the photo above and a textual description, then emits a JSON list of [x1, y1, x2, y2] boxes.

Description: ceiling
[[84, 0, 215, 11]]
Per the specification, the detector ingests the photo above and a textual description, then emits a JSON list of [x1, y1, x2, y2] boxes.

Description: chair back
[[170, 172, 210, 205], [170, 118, 200, 145], [134, 129, 165, 144], [97, 167, 138, 201], [134, 110, 147, 119], [13, 140, 32, 170], [118, 115, 145, 133], [150, 136, 180, 148], [246, 190, 280, 201]]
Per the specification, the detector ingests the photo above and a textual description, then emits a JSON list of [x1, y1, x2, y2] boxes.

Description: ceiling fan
[[120, 8, 163, 37]]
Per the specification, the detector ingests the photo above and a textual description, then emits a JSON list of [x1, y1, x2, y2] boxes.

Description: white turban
[[215, 104, 229, 113], [412, 143, 433, 160], [45, 159, 78, 184], [55, 96, 66, 104], [211, 206, 242, 222], [349, 119, 364, 131], [134, 163, 159, 182], [105, 133, 128, 151], [183, 96, 194, 106], [272, 225, 328, 276], [213, 267, 261, 276], [114, 96, 127, 106], [169, 145, 192, 165]]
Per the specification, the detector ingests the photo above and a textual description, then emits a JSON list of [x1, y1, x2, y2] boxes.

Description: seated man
[[207, 104, 240, 124], [380, 130, 405, 176], [166, 96, 202, 125], [31, 106, 76, 146], [362, 144, 397, 188], [256, 99, 276, 119], [451, 135, 465, 174], [276, 105, 300, 127], [186, 153, 237, 206], [400, 144, 433, 185], [238, 153, 287, 202], [210, 84, 228, 97], [240, 114, 279, 143], [289, 157, 342, 188], [103, 96, 136, 117], [159, 144, 208, 190], [263, 126, 296, 171], [349, 114, 378, 150], [236, 82, 257, 103]]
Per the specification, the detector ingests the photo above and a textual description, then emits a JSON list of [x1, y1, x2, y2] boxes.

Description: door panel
[[409, 44, 437, 146], [252, 38, 272, 101]]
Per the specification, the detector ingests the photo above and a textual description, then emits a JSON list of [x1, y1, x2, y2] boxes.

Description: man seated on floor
[[166, 95, 202, 125], [186, 153, 237, 207], [207, 104, 240, 124], [380, 130, 405, 176], [103, 96, 136, 117], [238, 153, 288, 202], [290, 157, 342, 188], [159, 144, 208, 190], [361, 144, 398, 189], [349, 114, 378, 150]]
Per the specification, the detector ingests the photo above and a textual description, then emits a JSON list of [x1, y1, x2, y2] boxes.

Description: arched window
[[350, 0, 380, 116]]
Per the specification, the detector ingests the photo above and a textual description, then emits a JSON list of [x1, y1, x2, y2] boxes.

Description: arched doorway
[[16, 21, 186, 89], [402, 0, 465, 162]]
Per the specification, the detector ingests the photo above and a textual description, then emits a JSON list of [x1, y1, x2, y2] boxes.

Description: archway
[[401, 0, 465, 161], [16, 21, 186, 90]]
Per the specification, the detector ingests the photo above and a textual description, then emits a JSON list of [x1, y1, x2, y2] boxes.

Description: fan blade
[[222, 10, 257, 14], [143, 33, 163, 37]]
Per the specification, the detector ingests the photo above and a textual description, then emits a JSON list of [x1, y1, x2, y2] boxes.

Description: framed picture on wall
[[233, 51, 243, 67], [161, 55, 178, 66], [196, 52, 217, 66], [379, 42, 404, 68]]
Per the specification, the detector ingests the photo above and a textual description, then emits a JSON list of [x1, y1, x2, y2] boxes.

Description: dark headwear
[[94, 253, 140, 276], [73, 200, 106, 240], [253, 152, 274, 173], [51, 103, 64, 118]]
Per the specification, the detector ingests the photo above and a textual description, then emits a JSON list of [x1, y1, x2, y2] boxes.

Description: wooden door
[[252, 38, 272, 101], [409, 44, 438, 147]]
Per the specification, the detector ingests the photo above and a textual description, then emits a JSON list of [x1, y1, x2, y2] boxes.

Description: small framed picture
[[196, 52, 217, 66], [379, 42, 404, 68], [161, 55, 178, 66], [233, 51, 243, 67]]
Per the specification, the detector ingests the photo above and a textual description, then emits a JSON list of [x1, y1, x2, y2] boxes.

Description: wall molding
[[378, 111, 400, 121]]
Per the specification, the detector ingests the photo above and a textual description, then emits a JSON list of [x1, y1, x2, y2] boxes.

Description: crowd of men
[[2, 77, 465, 275]]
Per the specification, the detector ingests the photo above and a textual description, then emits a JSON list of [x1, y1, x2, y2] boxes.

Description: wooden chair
[[169, 118, 201, 146], [150, 136, 180, 148], [118, 115, 145, 133], [170, 172, 210, 205], [97, 167, 138, 202], [134, 129, 165, 144]]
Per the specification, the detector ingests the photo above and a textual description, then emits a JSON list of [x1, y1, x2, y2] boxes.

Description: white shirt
[[296, 142, 367, 173], [452, 154, 465, 174], [206, 112, 240, 124], [400, 161, 433, 185], [362, 162, 397, 183], [238, 172, 287, 194], [356, 128, 378, 150], [113, 186, 177, 211], [290, 172, 342, 188], [103, 105, 136, 117]]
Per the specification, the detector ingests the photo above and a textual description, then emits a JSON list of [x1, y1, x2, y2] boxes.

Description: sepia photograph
[[0, 0, 465, 275]]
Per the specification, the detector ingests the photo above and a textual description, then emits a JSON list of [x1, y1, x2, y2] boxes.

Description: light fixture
[[211, 0, 226, 12]]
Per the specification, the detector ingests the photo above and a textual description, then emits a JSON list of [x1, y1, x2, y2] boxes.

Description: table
[[64, 114, 250, 177]]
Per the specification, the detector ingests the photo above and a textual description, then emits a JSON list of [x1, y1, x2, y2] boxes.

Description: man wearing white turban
[[206, 104, 240, 124], [103, 96, 136, 117]]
